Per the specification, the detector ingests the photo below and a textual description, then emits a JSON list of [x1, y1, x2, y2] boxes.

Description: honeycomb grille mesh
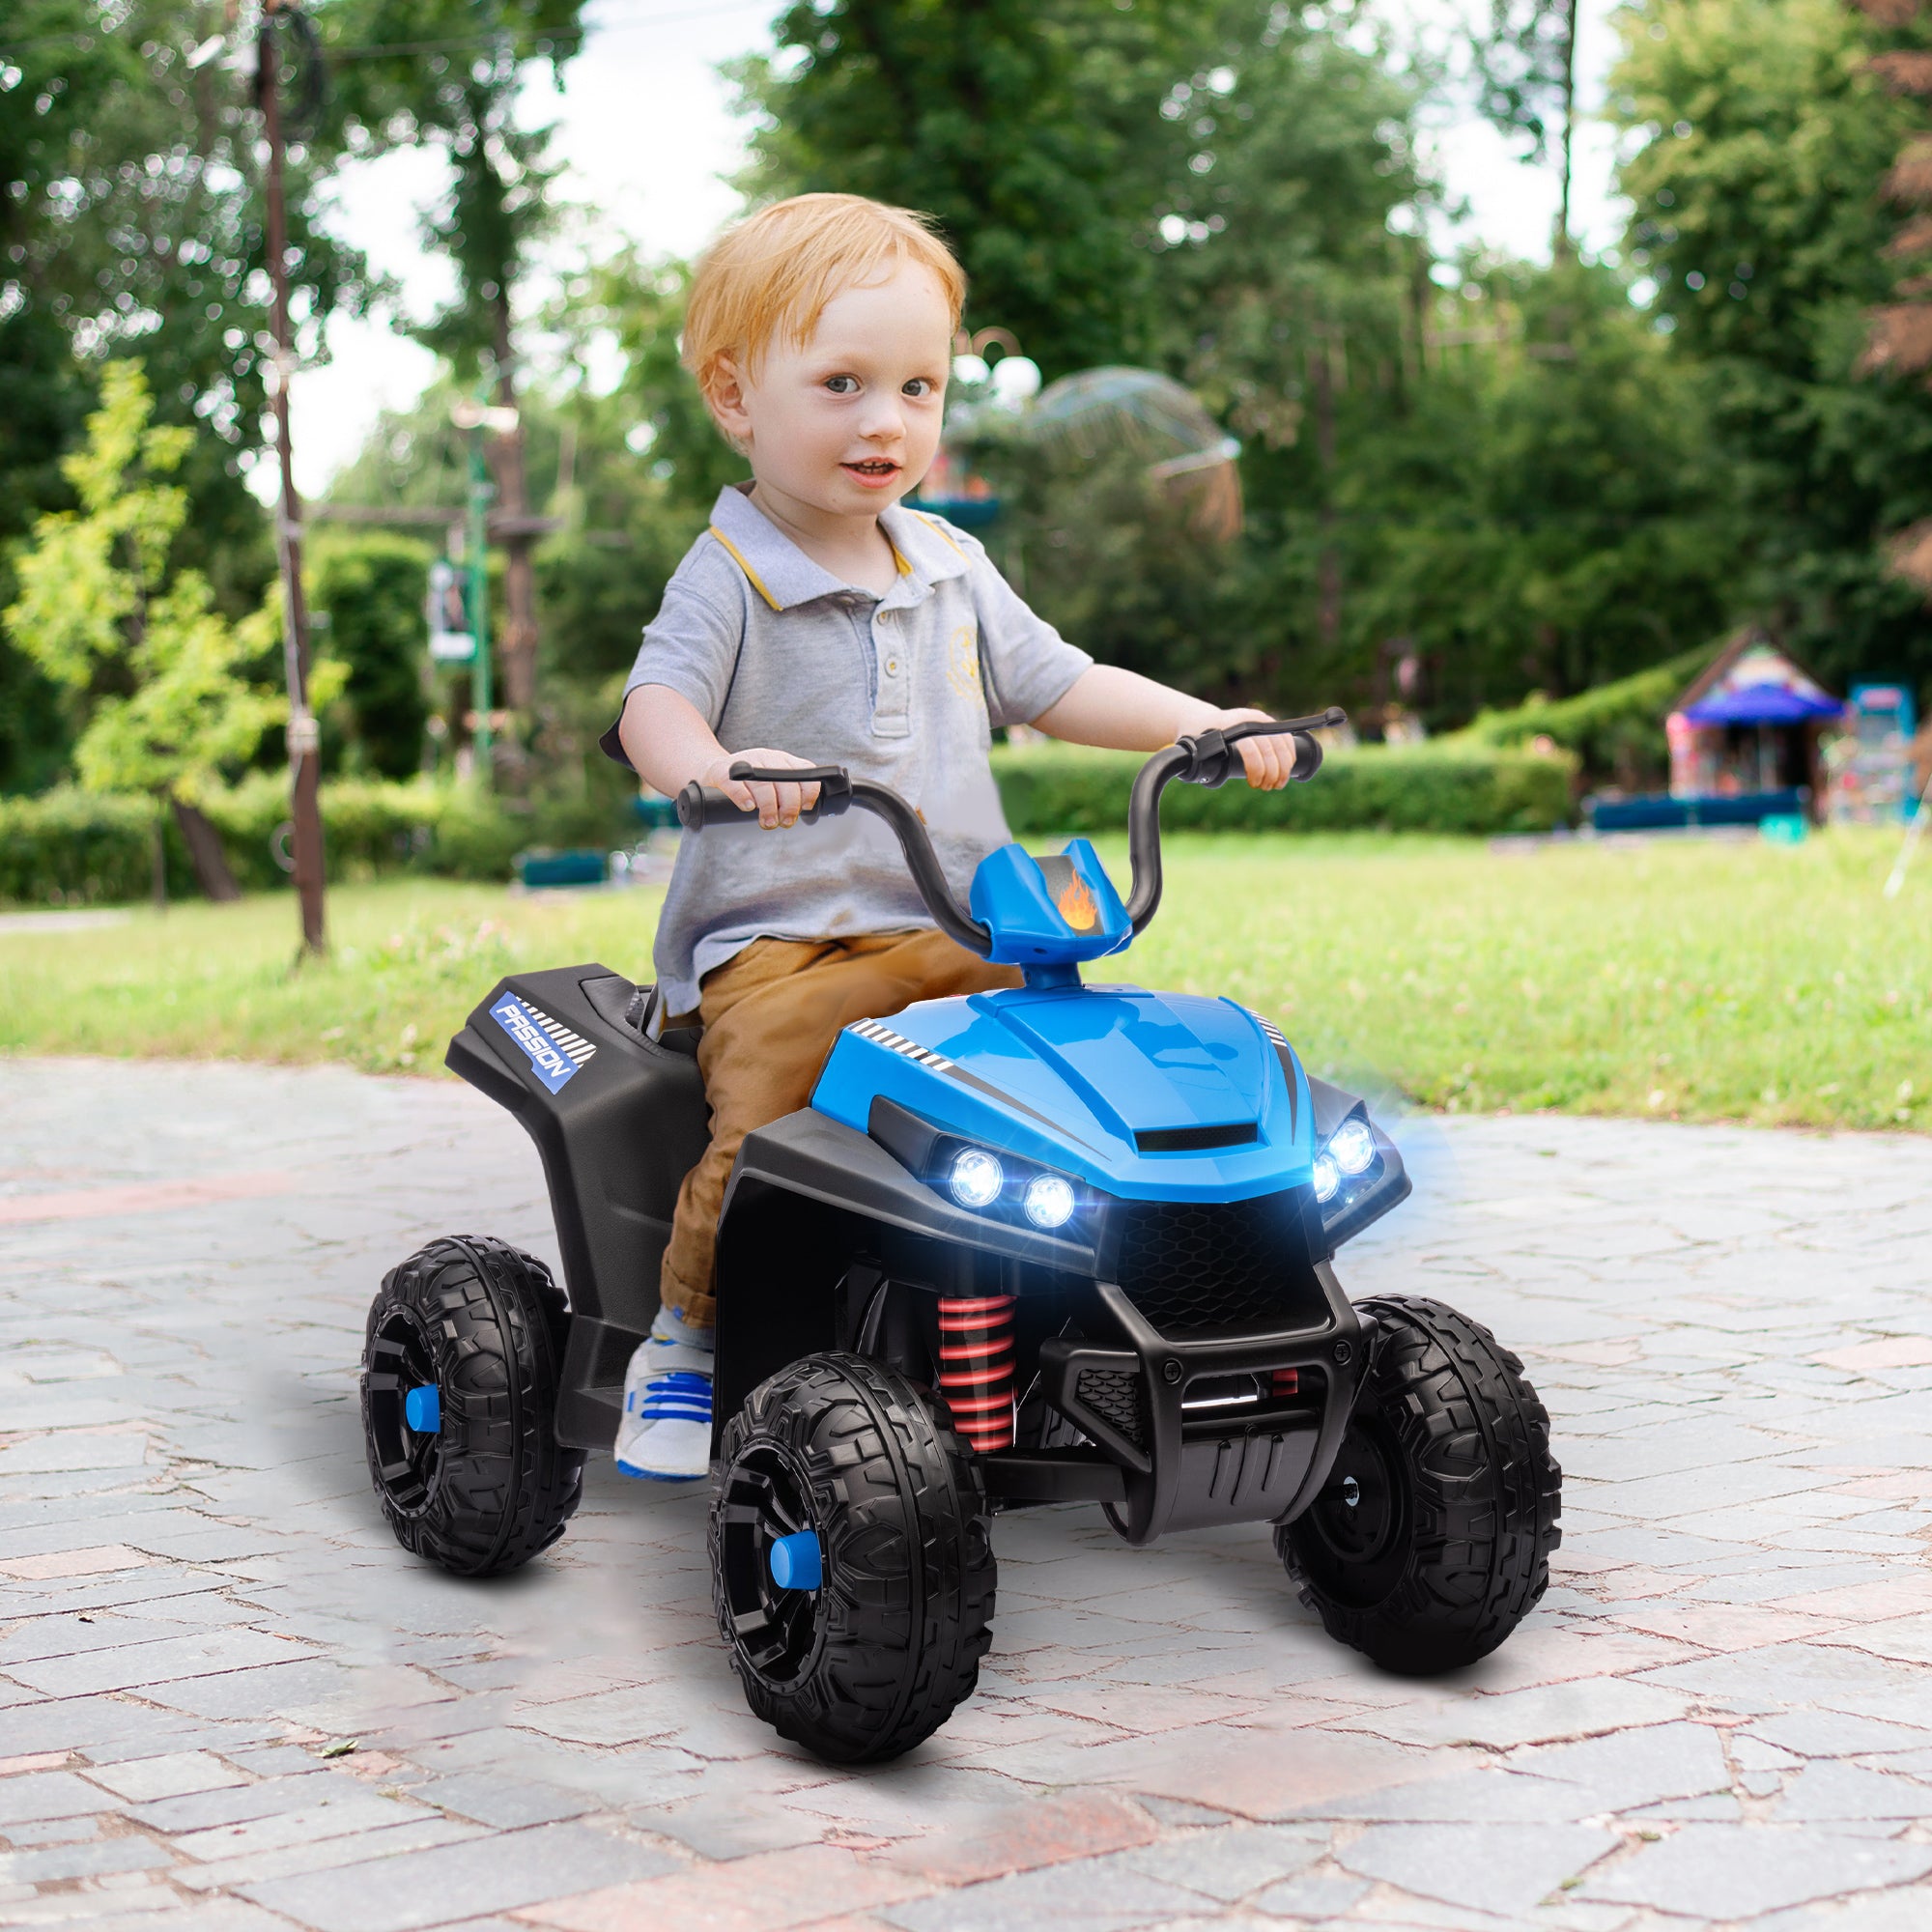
[[1114, 1190, 1313, 1335], [1074, 1368, 1146, 1448]]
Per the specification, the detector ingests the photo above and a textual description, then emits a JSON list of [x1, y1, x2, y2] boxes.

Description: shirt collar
[[707, 483, 972, 612]]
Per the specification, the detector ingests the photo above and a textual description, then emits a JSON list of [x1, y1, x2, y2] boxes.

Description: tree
[[1612, 0, 1932, 698], [309, 532, 433, 777], [3, 362, 295, 899], [0, 0, 373, 790], [1343, 262, 1743, 711], [731, 0, 1206, 376], [1473, 0, 1582, 255], [320, 0, 588, 716]]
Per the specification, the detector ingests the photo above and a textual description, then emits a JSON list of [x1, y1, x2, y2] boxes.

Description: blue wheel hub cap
[[768, 1529, 822, 1592], [404, 1384, 440, 1434]]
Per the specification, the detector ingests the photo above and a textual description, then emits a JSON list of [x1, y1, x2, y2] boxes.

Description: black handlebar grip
[[674, 761, 856, 831], [1179, 711, 1343, 787], [674, 782, 759, 830]]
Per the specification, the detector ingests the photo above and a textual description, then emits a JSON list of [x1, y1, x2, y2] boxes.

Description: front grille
[[1074, 1368, 1147, 1448], [1114, 1190, 1321, 1335]]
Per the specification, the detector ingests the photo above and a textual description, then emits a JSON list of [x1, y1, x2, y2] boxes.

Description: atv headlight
[[1312, 1153, 1340, 1204], [1023, 1172, 1077, 1230], [949, 1148, 1005, 1209], [1328, 1117, 1377, 1177]]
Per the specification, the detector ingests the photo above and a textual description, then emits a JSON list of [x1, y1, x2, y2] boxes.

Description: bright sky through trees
[[282, 0, 1626, 497]]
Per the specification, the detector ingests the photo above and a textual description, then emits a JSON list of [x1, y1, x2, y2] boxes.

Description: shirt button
[[886, 658, 900, 675]]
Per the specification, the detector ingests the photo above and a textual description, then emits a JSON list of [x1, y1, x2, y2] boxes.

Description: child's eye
[[903, 378, 935, 398], [824, 375, 860, 395]]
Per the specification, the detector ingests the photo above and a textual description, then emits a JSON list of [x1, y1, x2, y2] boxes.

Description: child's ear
[[707, 355, 753, 449]]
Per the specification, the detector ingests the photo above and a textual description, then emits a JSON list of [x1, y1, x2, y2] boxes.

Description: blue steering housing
[[968, 838, 1132, 968]]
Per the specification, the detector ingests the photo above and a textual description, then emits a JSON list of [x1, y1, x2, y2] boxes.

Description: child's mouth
[[841, 459, 901, 489]]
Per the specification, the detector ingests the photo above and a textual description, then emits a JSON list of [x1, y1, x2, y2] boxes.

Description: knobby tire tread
[[711, 1351, 995, 1764], [363, 1236, 582, 1577], [1280, 1293, 1562, 1673]]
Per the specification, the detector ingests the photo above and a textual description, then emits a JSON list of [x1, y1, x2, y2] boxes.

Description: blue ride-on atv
[[361, 715, 1562, 1763]]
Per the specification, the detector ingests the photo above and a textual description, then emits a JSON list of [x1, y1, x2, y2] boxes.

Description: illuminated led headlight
[[1328, 1117, 1377, 1177], [1023, 1173, 1077, 1230], [949, 1148, 1005, 1209], [1312, 1153, 1340, 1204]]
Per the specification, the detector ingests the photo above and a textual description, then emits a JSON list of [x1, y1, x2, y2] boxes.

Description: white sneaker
[[613, 1307, 715, 1482]]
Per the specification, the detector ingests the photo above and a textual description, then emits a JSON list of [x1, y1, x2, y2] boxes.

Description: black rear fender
[[446, 963, 708, 1447]]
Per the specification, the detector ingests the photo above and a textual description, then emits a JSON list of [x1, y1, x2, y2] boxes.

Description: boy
[[604, 192, 1295, 1480]]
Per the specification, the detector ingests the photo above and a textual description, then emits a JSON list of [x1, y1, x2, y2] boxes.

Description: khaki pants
[[660, 929, 1022, 1325]]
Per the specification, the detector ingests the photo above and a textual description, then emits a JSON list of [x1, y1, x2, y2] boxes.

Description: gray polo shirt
[[603, 484, 1093, 1014]]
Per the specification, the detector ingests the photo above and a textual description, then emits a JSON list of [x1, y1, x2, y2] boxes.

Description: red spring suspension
[[937, 1293, 1016, 1452]]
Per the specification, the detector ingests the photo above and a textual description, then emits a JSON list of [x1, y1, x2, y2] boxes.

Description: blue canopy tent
[[1682, 684, 1844, 728]]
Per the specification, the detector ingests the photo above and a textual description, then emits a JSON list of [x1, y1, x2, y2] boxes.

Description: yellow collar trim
[[914, 511, 968, 559], [709, 525, 782, 612]]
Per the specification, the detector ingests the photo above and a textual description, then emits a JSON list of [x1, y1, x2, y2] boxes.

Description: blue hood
[[811, 983, 1315, 1204]]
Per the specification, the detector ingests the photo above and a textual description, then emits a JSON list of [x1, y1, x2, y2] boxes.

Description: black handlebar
[[1124, 709, 1344, 933], [676, 762, 995, 957], [673, 711, 1347, 954]]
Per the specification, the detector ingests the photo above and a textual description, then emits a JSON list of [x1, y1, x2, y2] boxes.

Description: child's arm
[[1031, 664, 1298, 789], [616, 684, 823, 829]]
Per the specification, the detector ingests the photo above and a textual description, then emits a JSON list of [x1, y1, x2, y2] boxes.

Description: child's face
[[716, 259, 952, 520]]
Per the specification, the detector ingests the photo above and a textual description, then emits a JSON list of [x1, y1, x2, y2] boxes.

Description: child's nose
[[858, 396, 905, 440]]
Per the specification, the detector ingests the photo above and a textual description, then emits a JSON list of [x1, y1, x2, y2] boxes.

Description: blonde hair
[[682, 193, 966, 414]]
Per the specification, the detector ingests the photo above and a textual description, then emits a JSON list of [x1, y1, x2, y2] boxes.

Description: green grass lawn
[[2, 828, 1925, 1132]]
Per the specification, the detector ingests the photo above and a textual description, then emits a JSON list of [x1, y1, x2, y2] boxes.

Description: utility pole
[[259, 0, 327, 954]]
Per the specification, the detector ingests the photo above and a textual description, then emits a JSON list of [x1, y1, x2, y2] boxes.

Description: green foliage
[[1338, 265, 1744, 714], [735, 0, 1205, 376], [1472, 0, 1578, 176], [0, 773, 539, 906], [1612, 0, 1932, 701], [1, 0, 367, 579], [309, 532, 434, 778], [0, 0, 371, 792], [1455, 641, 1716, 787], [3, 363, 287, 806], [195, 772, 530, 890], [0, 788, 177, 906], [992, 741, 1577, 836], [318, 0, 586, 374]]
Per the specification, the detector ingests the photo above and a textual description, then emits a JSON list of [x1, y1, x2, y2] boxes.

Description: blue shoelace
[[639, 1369, 713, 1425]]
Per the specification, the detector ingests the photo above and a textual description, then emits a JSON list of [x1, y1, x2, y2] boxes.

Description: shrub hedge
[[991, 741, 1577, 838], [1, 739, 1576, 907], [0, 778, 533, 908], [0, 790, 178, 907], [1452, 643, 1714, 787]]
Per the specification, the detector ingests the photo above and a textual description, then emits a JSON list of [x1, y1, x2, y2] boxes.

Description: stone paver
[[1, 1055, 1931, 1929]]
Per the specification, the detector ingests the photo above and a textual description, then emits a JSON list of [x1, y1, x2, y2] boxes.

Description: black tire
[[710, 1351, 995, 1764], [1279, 1294, 1561, 1673], [361, 1236, 582, 1577]]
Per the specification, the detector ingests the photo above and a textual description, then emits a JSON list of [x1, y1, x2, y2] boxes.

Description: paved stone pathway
[[3, 1058, 1932, 1931]]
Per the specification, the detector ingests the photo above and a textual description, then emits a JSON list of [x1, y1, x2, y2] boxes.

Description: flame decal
[[1056, 870, 1099, 931]]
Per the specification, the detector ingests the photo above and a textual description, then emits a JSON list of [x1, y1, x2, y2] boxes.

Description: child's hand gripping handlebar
[[674, 709, 1347, 952], [674, 764, 853, 828], [677, 762, 996, 956]]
